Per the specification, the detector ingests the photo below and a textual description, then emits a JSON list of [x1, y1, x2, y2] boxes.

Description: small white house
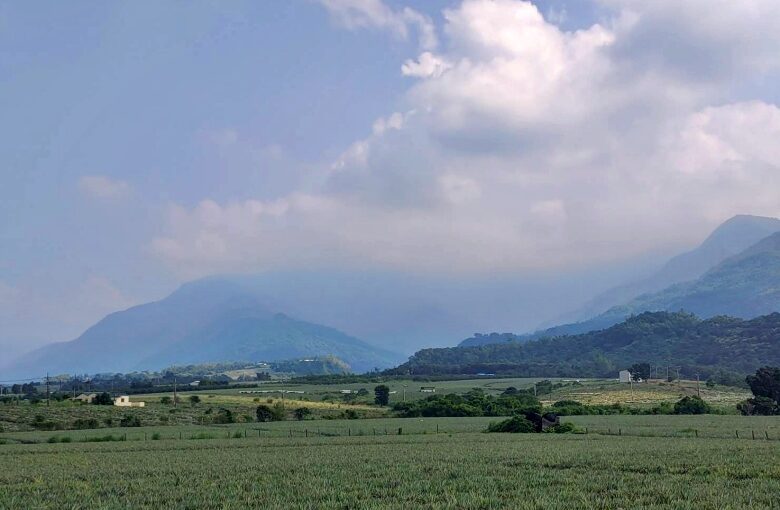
[[113, 395, 145, 407], [420, 386, 436, 393], [619, 370, 632, 383]]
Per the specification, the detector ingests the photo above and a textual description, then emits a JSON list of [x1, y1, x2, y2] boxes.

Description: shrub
[[189, 395, 201, 405], [543, 422, 577, 434], [674, 396, 710, 415], [151, 433, 161, 440], [293, 407, 312, 421], [72, 418, 100, 430], [160, 396, 172, 405], [212, 408, 235, 424], [486, 416, 535, 433], [119, 415, 141, 427], [737, 396, 778, 416]]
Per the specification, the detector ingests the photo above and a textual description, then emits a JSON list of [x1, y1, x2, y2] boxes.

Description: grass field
[[1, 419, 779, 509], [0, 377, 751, 433]]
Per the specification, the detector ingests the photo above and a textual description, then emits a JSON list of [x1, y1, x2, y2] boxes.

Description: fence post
[[348, 428, 351, 437], [766, 431, 770, 440], [305, 429, 308, 438], [436, 424, 439, 434], [694, 429, 698, 438], [289, 429, 292, 438], [619, 429, 622, 436], [398, 427, 402, 435], [752, 430, 755, 440], [736, 430, 739, 439], [585, 427, 588, 435]]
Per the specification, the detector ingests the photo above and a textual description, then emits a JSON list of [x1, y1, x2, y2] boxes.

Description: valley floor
[[1, 416, 779, 509]]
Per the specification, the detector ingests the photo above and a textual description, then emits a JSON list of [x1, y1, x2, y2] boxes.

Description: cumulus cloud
[[153, 0, 780, 276], [316, 0, 437, 49], [79, 175, 131, 200]]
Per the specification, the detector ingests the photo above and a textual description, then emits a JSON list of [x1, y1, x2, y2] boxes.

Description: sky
[[2, 0, 780, 358]]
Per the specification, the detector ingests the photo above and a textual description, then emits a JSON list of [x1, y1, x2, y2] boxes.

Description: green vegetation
[[738, 366, 780, 415], [373, 384, 390, 406], [1, 417, 778, 508], [392, 311, 780, 377]]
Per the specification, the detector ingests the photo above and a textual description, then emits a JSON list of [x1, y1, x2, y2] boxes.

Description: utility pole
[[675, 367, 681, 382], [173, 376, 177, 408], [696, 373, 700, 397], [46, 373, 50, 407]]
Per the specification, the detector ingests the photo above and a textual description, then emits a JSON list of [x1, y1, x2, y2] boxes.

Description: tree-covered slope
[[393, 311, 780, 377], [538, 214, 780, 330], [464, 229, 780, 348]]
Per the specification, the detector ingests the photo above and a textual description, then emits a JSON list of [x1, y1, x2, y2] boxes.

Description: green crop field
[[1, 419, 779, 509]]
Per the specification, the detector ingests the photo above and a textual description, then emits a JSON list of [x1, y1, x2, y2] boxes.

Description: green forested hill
[[462, 230, 780, 347], [392, 311, 780, 378]]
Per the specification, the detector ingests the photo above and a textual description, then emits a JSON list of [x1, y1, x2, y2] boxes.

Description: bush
[[542, 422, 577, 434], [160, 396, 172, 405], [189, 395, 201, 405], [151, 433, 161, 440], [737, 396, 778, 416], [674, 396, 711, 415], [212, 408, 235, 424], [486, 415, 535, 433], [72, 418, 100, 430], [293, 407, 312, 421], [119, 415, 141, 427]]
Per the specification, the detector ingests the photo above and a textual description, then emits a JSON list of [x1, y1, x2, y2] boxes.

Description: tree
[[160, 396, 172, 405], [189, 395, 201, 405], [738, 366, 780, 415], [256, 403, 286, 422], [673, 396, 710, 415], [374, 385, 390, 406], [293, 407, 311, 421], [256, 405, 274, 422], [629, 363, 651, 381], [93, 392, 113, 405], [746, 366, 780, 402]]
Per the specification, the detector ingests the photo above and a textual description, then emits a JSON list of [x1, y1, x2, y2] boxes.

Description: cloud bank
[[153, 0, 780, 277]]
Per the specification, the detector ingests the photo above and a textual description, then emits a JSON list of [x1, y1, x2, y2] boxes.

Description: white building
[[619, 370, 632, 383], [113, 395, 145, 407]]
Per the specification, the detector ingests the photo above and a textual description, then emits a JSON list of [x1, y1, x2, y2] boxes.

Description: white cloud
[[316, 0, 437, 49], [402, 52, 451, 78], [79, 175, 131, 200], [152, 0, 780, 276]]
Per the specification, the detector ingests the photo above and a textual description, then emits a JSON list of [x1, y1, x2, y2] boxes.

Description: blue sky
[[2, 0, 780, 357]]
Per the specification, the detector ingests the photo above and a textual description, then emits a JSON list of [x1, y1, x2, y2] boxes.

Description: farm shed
[[113, 395, 145, 407], [619, 370, 632, 383], [74, 393, 97, 403]]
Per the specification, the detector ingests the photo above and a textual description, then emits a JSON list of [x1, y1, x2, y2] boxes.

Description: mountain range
[[7, 214, 780, 379], [7, 279, 401, 378], [460, 215, 780, 347], [393, 311, 780, 378]]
